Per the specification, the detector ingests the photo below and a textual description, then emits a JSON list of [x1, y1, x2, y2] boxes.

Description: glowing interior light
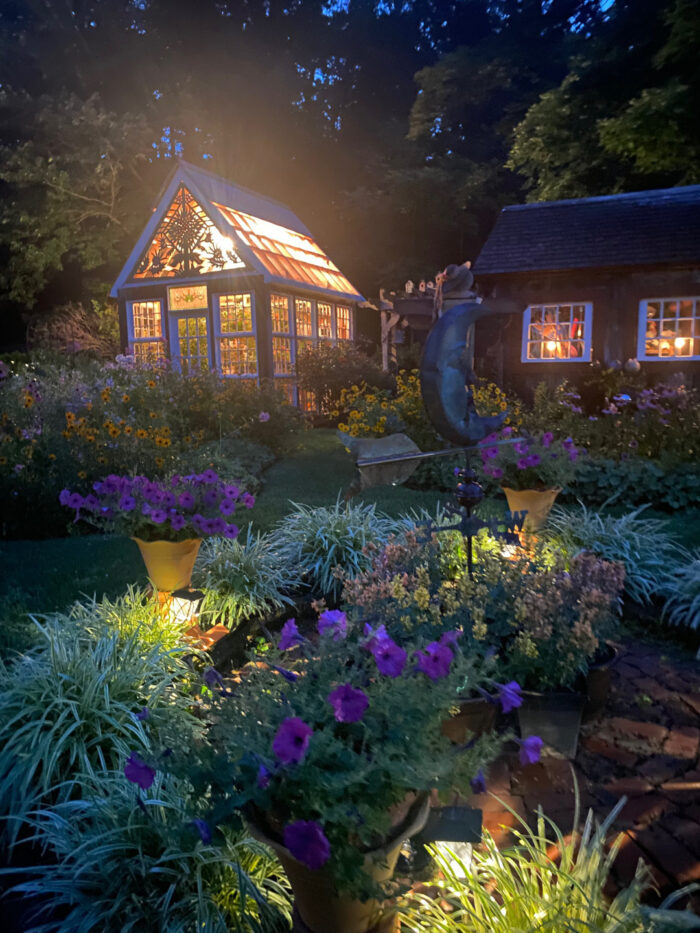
[[674, 337, 686, 349], [546, 340, 557, 352], [169, 588, 205, 626]]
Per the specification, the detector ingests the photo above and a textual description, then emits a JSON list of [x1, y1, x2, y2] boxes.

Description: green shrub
[[544, 504, 683, 604], [567, 457, 700, 510], [296, 342, 394, 415], [11, 773, 291, 933], [663, 553, 700, 631], [402, 799, 700, 932], [274, 497, 400, 601], [0, 599, 201, 840], [196, 527, 301, 627]]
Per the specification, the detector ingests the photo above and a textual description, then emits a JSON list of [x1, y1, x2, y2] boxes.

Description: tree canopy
[[0, 0, 697, 339]]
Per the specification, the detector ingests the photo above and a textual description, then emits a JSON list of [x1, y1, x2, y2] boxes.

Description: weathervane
[[347, 262, 523, 574]]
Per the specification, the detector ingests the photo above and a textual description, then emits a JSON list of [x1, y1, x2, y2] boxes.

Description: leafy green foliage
[[274, 497, 400, 602], [569, 458, 700, 510], [663, 553, 700, 630], [196, 528, 301, 627], [0, 594, 202, 841], [402, 799, 700, 932], [544, 504, 684, 605], [11, 773, 291, 933], [296, 343, 394, 416], [159, 611, 501, 900]]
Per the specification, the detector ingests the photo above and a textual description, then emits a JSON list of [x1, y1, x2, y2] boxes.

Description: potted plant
[[478, 429, 582, 532], [60, 471, 253, 591], [498, 552, 625, 756], [135, 610, 511, 933]]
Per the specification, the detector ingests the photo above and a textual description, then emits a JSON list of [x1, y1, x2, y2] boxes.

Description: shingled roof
[[473, 185, 700, 275]]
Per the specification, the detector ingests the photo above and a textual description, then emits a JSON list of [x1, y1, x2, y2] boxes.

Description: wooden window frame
[[521, 302, 593, 363], [637, 297, 700, 362], [212, 292, 258, 380], [168, 310, 213, 374], [126, 299, 166, 361]]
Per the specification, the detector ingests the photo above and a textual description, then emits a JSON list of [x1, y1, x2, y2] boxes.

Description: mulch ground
[[463, 637, 700, 907]]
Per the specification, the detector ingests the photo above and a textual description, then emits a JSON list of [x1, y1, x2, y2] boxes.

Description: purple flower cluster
[[477, 429, 584, 484], [364, 624, 407, 677], [59, 472, 251, 540]]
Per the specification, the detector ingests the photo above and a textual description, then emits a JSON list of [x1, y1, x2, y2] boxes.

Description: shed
[[472, 186, 700, 394], [111, 160, 364, 407]]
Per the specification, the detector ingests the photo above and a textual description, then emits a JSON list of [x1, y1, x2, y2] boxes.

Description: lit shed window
[[215, 293, 257, 377], [336, 305, 352, 340], [639, 297, 700, 360], [271, 294, 291, 334], [318, 302, 333, 339], [522, 303, 592, 362], [129, 300, 165, 362], [295, 298, 313, 337], [273, 337, 294, 375]]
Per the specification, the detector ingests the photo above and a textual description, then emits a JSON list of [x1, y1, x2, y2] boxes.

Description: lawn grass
[[2, 428, 699, 614], [0, 430, 447, 613]]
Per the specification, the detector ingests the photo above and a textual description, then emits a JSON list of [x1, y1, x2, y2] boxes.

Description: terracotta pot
[[502, 487, 562, 533], [583, 643, 619, 721], [517, 690, 585, 758], [441, 695, 496, 744], [132, 537, 201, 592], [247, 794, 430, 933]]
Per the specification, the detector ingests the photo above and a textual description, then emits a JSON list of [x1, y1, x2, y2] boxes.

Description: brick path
[[465, 639, 700, 905]]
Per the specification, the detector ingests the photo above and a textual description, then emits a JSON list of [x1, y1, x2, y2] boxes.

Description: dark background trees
[[0, 0, 697, 348]]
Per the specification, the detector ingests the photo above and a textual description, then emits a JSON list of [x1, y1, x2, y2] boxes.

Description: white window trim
[[212, 292, 259, 380], [521, 301, 593, 363], [126, 299, 166, 357], [637, 296, 700, 362], [168, 309, 213, 374]]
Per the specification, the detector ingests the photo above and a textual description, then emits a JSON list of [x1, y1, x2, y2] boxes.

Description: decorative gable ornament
[[132, 185, 245, 280]]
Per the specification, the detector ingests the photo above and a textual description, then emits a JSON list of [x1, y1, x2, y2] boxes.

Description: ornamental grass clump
[[196, 527, 301, 627], [274, 497, 400, 601], [402, 799, 699, 932], [477, 427, 582, 490], [60, 471, 254, 541], [0, 603, 202, 842], [663, 552, 700, 631], [11, 772, 291, 933], [135, 610, 515, 900], [544, 503, 683, 604]]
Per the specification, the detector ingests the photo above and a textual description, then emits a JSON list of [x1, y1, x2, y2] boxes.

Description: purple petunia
[[279, 618, 303, 651], [68, 493, 84, 510], [415, 641, 453, 681], [150, 509, 167, 524], [370, 633, 407, 678], [491, 467, 504, 479], [525, 454, 541, 468], [241, 492, 256, 509], [119, 494, 136, 512], [542, 432, 554, 448], [219, 498, 236, 515], [259, 411, 271, 422], [273, 717, 313, 765], [497, 681, 523, 714], [191, 818, 212, 844], [327, 683, 369, 723], [519, 735, 544, 766], [485, 447, 499, 460], [224, 484, 240, 499], [439, 630, 461, 648], [517, 458, 529, 470], [317, 609, 347, 641], [224, 523, 239, 538], [59, 489, 71, 506], [178, 491, 195, 509], [201, 470, 218, 484], [283, 820, 331, 870], [134, 707, 150, 721], [470, 770, 487, 794], [208, 517, 226, 534], [124, 752, 155, 790], [170, 514, 186, 531], [257, 764, 271, 789], [83, 494, 99, 511], [203, 488, 220, 507], [514, 442, 529, 455]]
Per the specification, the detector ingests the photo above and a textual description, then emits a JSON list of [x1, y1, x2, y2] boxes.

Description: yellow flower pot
[[502, 487, 562, 534], [132, 538, 202, 592]]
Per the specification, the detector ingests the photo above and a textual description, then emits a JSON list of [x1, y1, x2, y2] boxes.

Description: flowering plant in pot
[[478, 429, 583, 531], [60, 471, 253, 590], [498, 552, 625, 756], [132, 609, 521, 933]]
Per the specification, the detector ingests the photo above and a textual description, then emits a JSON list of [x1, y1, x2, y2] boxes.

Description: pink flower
[[327, 683, 369, 723], [272, 717, 312, 765]]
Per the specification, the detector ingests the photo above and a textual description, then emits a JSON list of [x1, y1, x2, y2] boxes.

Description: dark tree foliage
[[0, 0, 697, 340]]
